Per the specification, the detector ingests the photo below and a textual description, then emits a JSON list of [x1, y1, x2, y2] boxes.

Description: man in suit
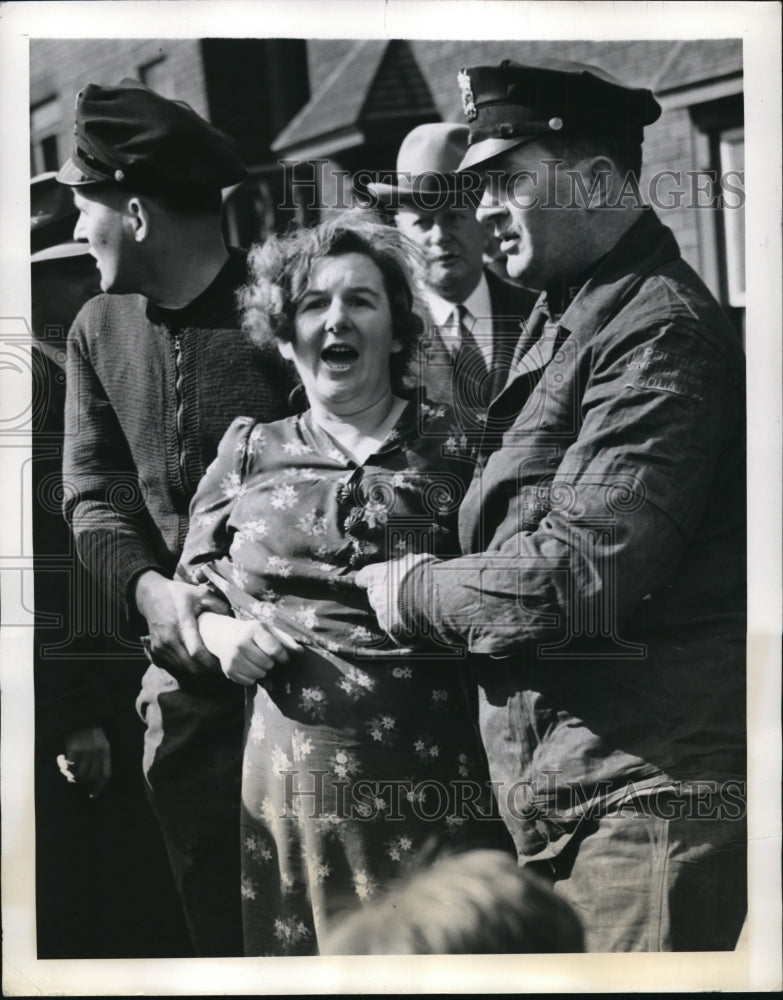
[[369, 123, 536, 429]]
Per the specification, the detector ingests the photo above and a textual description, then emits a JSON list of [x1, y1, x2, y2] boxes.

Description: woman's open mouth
[[321, 344, 359, 371]]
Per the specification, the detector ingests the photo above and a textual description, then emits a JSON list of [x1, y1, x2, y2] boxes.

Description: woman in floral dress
[[177, 214, 509, 955]]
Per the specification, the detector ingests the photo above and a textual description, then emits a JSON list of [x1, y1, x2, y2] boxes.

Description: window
[[688, 91, 745, 339], [30, 96, 61, 174], [222, 169, 305, 247], [223, 176, 277, 248]]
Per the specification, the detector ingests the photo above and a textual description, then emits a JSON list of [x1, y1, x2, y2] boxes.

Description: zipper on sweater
[[172, 330, 188, 493]]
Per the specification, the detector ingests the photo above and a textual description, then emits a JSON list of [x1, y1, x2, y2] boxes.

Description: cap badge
[[114, 169, 125, 182], [548, 117, 564, 131], [457, 69, 477, 122]]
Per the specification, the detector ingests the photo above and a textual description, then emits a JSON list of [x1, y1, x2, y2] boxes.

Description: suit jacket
[[414, 268, 538, 430]]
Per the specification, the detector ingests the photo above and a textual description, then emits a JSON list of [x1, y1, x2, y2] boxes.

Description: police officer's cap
[[456, 59, 661, 171], [56, 78, 247, 199]]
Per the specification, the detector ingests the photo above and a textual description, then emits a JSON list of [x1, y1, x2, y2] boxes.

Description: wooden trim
[[657, 76, 744, 112], [691, 125, 722, 302]]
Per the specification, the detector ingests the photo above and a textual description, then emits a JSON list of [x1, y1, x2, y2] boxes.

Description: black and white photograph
[[1, 1, 781, 994]]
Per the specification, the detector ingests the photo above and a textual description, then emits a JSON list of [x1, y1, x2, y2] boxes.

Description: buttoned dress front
[[177, 395, 507, 955]]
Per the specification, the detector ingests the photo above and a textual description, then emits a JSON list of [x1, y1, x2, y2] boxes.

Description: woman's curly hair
[[239, 210, 428, 396]]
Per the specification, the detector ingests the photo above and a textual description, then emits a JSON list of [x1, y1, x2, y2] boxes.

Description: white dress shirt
[[422, 273, 494, 370]]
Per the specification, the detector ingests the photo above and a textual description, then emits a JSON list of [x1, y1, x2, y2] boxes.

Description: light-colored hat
[[30, 171, 91, 263], [368, 122, 478, 208]]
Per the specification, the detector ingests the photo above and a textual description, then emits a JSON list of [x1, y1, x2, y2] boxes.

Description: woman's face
[[281, 251, 402, 416]]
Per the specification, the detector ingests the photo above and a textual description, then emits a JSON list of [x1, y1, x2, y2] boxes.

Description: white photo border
[[1, 1, 781, 994]]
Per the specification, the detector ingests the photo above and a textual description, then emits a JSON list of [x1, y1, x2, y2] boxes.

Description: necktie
[[452, 303, 490, 425]]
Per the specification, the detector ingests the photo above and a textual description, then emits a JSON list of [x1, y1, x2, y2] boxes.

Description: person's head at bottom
[[240, 210, 425, 424], [320, 849, 585, 954]]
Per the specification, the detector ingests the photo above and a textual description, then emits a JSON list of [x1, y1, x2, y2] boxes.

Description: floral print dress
[[177, 393, 508, 956]]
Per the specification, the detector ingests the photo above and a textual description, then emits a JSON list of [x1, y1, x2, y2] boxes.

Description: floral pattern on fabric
[[177, 392, 506, 956]]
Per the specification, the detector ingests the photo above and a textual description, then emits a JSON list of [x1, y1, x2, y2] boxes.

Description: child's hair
[[321, 848, 585, 954]]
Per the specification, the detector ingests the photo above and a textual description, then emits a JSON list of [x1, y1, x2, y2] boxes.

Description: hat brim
[[457, 135, 538, 172], [366, 181, 412, 204], [55, 157, 107, 186], [31, 241, 92, 264], [367, 180, 481, 211]]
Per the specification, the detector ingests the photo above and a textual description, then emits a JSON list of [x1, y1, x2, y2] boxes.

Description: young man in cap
[[358, 60, 746, 951], [369, 122, 535, 429], [58, 79, 296, 956], [31, 172, 193, 958]]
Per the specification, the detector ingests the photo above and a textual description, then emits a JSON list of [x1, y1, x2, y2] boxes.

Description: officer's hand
[[198, 612, 301, 686], [61, 726, 112, 798], [354, 553, 435, 635], [134, 570, 228, 674]]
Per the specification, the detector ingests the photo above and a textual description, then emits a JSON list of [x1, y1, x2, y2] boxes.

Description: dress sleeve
[[399, 316, 744, 655], [176, 416, 256, 584]]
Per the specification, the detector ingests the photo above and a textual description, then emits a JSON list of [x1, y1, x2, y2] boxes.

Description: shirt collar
[[423, 271, 491, 326]]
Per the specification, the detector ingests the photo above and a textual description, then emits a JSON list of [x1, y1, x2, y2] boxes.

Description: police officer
[[357, 59, 747, 952], [58, 79, 297, 955]]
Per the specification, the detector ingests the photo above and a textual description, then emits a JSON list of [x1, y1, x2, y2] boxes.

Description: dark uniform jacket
[[399, 209, 746, 859]]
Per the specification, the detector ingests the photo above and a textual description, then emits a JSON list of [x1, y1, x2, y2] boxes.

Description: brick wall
[[30, 39, 208, 173], [643, 107, 700, 265]]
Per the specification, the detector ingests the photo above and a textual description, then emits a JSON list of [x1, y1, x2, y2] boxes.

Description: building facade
[[30, 35, 744, 327], [281, 39, 744, 333]]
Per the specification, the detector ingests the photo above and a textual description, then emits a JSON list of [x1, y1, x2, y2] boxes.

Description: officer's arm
[[396, 319, 743, 655]]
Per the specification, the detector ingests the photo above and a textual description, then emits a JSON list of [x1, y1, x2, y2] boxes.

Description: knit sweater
[[63, 248, 297, 628]]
